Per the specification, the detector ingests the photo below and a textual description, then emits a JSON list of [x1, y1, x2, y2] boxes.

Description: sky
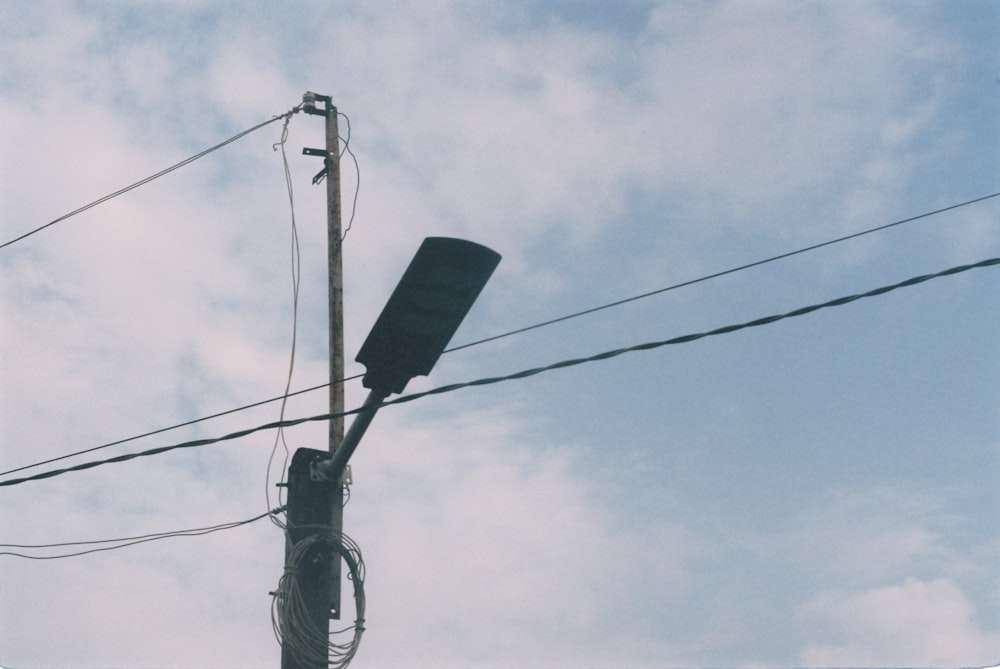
[[1, 1, 998, 668]]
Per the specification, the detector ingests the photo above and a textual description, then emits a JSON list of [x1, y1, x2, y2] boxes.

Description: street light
[[327, 236, 501, 477], [281, 236, 500, 668]]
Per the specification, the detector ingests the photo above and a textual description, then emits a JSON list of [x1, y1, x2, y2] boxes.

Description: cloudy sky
[[1, 1, 998, 668]]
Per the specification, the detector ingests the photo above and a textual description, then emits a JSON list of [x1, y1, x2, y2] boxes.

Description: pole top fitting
[[302, 91, 333, 116]]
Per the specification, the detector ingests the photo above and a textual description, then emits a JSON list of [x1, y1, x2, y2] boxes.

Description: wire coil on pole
[[272, 527, 366, 668]]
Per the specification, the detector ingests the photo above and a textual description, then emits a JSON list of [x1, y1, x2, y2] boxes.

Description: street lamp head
[[355, 237, 501, 395]]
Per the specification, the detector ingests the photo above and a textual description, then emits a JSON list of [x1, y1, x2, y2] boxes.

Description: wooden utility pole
[[323, 95, 346, 623], [278, 95, 503, 669], [279, 98, 503, 665], [280, 91, 344, 669]]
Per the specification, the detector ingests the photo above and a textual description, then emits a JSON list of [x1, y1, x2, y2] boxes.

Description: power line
[[0, 508, 282, 560], [0, 377, 361, 478], [390, 256, 999, 402], [0, 104, 304, 251], [445, 190, 1000, 352], [2, 256, 994, 489], [6, 191, 994, 479]]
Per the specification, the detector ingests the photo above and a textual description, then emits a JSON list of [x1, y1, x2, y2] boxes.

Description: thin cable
[[266, 110, 305, 526], [339, 111, 360, 242], [446, 190, 1000, 352], [380, 257, 1000, 405], [0, 508, 281, 560], [272, 525, 365, 669], [5, 192, 992, 478], [0, 106, 304, 251], [0, 377, 360, 478], [3, 256, 993, 489]]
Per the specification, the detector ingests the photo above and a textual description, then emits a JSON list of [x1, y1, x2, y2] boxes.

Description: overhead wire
[[4, 191, 995, 479], [0, 507, 282, 560], [0, 105, 305, 251], [2, 255, 994, 489], [0, 106, 366, 481], [445, 190, 1000, 353], [266, 105, 305, 527], [0, 378, 357, 478], [263, 106, 360, 527]]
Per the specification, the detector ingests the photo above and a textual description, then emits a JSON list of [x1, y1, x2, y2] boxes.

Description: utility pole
[[277, 92, 501, 669], [321, 92, 346, 623], [280, 91, 344, 669]]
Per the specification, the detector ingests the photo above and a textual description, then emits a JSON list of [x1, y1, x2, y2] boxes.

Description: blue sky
[[1, 2, 998, 667]]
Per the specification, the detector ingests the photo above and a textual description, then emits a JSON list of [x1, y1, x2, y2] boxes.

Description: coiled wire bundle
[[272, 526, 365, 668]]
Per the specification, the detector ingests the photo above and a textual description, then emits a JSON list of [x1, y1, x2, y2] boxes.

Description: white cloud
[[785, 486, 960, 583], [343, 405, 704, 666], [1, 2, 997, 668], [796, 577, 1000, 666]]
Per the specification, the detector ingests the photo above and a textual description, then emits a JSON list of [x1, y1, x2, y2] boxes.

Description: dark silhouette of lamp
[[326, 237, 501, 477]]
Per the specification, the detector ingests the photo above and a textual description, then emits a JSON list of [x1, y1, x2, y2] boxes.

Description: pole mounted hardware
[[285, 448, 342, 616], [302, 146, 332, 185], [356, 237, 502, 396], [302, 91, 333, 116], [301, 92, 336, 184], [277, 448, 365, 669], [284, 236, 499, 667], [318, 237, 502, 483]]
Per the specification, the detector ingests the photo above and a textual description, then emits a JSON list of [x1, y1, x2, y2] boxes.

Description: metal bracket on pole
[[285, 448, 341, 622], [314, 389, 386, 483], [302, 90, 336, 184], [302, 147, 332, 185]]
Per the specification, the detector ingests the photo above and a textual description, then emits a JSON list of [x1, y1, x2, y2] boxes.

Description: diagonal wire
[[445, 190, 1000, 352], [1, 256, 994, 489], [5, 191, 995, 478], [0, 105, 303, 251], [0, 378, 360, 478], [0, 508, 282, 560]]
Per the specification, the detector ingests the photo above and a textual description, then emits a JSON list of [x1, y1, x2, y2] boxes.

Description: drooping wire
[[6, 191, 994, 480], [0, 106, 305, 251], [339, 111, 360, 242], [2, 256, 994, 489], [0, 508, 282, 560], [266, 108, 305, 528]]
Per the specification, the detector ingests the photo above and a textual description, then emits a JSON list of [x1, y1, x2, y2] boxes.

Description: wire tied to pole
[[1, 256, 996, 489], [272, 527, 366, 668], [1, 102, 307, 251]]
